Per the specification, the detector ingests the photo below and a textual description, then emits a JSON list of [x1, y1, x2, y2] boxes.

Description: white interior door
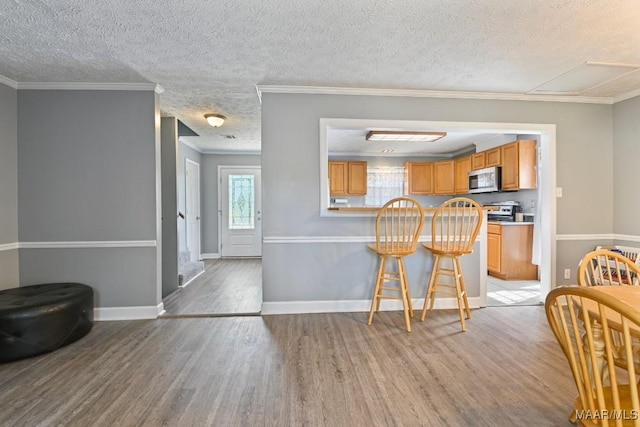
[[220, 167, 262, 257], [186, 159, 201, 262]]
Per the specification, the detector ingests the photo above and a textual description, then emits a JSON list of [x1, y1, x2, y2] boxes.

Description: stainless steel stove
[[486, 201, 522, 222]]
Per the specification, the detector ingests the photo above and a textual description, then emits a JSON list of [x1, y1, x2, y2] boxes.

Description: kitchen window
[[365, 166, 406, 206]]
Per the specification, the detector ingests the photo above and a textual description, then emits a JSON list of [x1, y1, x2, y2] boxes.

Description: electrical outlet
[[564, 269, 571, 279]]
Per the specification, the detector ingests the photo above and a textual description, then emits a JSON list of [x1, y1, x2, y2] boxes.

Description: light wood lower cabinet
[[487, 223, 538, 280]]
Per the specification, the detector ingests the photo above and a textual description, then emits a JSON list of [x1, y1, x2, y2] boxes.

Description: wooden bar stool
[[367, 197, 425, 332], [420, 197, 482, 331]]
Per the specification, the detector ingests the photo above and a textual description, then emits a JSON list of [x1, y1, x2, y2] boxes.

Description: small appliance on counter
[[485, 201, 522, 222]]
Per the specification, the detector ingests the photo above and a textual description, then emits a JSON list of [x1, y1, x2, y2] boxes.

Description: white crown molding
[[0, 74, 18, 89], [200, 149, 262, 156], [16, 82, 158, 91], [0, 242, 19, 252], [613, 88, 640, 104], [178, 138, 204, 154], [256, 85, 614, 105], [261, 296, 482, 315], [19, 240, 157, 249], [95, 304, 160, 321]]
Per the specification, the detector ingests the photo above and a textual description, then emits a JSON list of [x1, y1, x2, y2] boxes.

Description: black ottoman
[[0, 283, 93, 363]]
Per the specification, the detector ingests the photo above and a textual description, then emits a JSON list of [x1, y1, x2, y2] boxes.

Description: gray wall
[[177, 141, 202, 253], [261, 93, 615, 303], [613, 95, 640, 236], [17, 89, 159, 308], [0, 82, 19, 290], [161, 117, 178, 297], [201, 153, 261, 254]]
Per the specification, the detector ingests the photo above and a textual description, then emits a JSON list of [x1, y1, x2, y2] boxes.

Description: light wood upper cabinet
[[454, 155, 472, 194], [405, 162, 434, 195], [328, 160, 367, 195], [434, 160, 455, 195], [347, 161, 367, 195], [485, 147, 501, 167], [501, 139, 536, 191], [471, 152, 486, 170], [328, 161, 347, 195]]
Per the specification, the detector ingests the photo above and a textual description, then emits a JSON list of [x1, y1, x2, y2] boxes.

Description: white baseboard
[[180, 270, 205, 288], [261, 297, 481, 315], [201, 253, 220, 259], [94, 304, 162, 321]]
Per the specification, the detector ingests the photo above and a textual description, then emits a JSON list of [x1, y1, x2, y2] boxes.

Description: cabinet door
[[487, 232, 502, 273], [517, 139, 537, 189], [347, 161, 367, 195], [406, 162, 433, 194], [454, 155, 472, 194], [328, 161, 347, 195], [472, 152, 486, 170], [434, 160, 455, 195], [486, 147, 501, 167], [501, 141, 519, 190]]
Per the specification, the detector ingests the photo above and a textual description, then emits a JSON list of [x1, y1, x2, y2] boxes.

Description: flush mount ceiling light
[[366, 130, 447, 142], [204, 113, 226, 127]]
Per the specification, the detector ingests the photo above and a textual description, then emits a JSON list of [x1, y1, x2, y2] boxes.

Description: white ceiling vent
[[528, 62, 640, 95]]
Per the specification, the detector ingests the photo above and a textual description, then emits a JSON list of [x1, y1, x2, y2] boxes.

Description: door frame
[[217, 165, 262, 257], [185, 158, 201, 261]]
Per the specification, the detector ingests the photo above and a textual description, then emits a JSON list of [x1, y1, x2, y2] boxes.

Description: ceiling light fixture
[[366, 131, 447, 142], [204, 113, 226, 127]]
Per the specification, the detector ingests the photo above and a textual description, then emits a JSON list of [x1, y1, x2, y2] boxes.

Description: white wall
[[261, 92, 615, 306]]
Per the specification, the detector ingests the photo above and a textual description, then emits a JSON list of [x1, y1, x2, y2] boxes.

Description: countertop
[[488, 221, 534, 226], [328, 206, 498, 212]]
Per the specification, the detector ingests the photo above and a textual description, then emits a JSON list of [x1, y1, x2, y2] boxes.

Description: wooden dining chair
[[545, 286, 640, 426], [368, 197, 425, 332], [578, 249, 640, 375], [578, 249, 640, 287], [420, 197, 482, 331]]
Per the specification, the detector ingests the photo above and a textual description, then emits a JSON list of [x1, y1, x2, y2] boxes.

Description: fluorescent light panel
[[366, 131, 447, 142]]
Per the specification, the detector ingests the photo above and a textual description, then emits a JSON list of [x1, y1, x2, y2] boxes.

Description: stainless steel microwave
[[468, 166, 501, 194]]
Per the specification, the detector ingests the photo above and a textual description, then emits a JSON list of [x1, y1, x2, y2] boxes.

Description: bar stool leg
[[421, 255, 440, 321], [452, 255, 467, 331], [398, 257, 412, 332], [368, 255, 386, 325], [456, 257, 471, 319]]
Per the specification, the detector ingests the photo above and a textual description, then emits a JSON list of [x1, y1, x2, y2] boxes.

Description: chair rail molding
[[18, 240, 157, 249], [0, 242, 19, 252]]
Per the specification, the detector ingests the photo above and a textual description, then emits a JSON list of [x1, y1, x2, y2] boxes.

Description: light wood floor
[[0, 306, 576, 426], [162, 258, 262, 316]]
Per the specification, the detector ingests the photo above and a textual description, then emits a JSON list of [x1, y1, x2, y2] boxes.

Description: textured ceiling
[[2, 0, 640, 153]]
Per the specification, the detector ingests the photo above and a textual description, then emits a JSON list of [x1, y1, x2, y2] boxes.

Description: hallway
[[162, 258, 262, 317]]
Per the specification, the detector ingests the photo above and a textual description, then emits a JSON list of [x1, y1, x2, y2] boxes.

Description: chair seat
[[367, 243, 416, 257], [422, 243, 472, 257], [573, 384, 640, 426]]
